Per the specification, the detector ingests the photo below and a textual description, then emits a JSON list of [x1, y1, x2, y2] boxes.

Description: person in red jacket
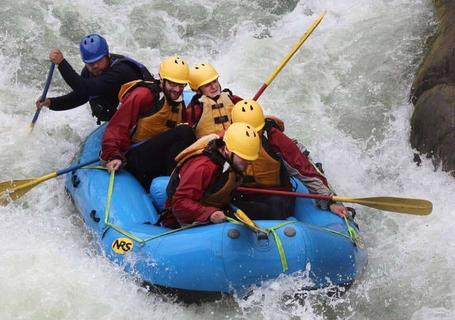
[[231, 99, 348, 218], [186, 63, 243, 138], [101, 56, 196, 190], [161, 122, 261, 228]]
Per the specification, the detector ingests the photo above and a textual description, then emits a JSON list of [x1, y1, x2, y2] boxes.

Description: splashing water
[[1, 0, 453, 319]]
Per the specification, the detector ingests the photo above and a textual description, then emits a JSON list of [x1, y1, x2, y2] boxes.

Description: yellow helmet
[[231, 99, 265, 131], [159, 56, 189, 84], [188, 63, 219, 90], [223, 122, 260, 161]]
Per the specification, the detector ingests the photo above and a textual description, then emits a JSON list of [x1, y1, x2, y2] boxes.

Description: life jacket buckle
[[214, 115, 229, 124], [211, 103, 224, 110]]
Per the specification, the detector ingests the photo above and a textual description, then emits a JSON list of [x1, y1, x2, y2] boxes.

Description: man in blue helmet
[[36, 34, 153, 124]]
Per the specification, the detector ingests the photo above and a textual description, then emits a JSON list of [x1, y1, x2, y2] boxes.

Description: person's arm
[[58, 60, 135, 98], [172, 158, 223, 225], [269, 128, 329, 184], [56, 59, 85, 91], [101, 87, 155, 162], [268, 128, 348, 217], [48, 91, 89, 111], [35, 49, 88, 110]]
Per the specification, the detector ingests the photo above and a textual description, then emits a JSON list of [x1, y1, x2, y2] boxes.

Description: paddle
[[0, 135, 151, 206], [252, 11, 326, 101], [30, 63, 55, 130], [229, 204, 269, 240], [0, 158, 99, 206], [229, 204, 262, 232], [237, 187, 433, 215]]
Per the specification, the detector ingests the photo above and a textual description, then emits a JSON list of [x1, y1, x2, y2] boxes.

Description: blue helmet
[[79, 34, 109, 64]]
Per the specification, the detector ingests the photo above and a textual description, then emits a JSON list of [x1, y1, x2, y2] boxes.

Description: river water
[[1, 0, 454, 319]]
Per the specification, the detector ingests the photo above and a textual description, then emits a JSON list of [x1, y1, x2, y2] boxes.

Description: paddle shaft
[[56, 157, 99, 176], [252, 11, 326, 101], [31, 63, 55, 127], [0, 137, 150, 206], [47, 137, 147, 177], [238, 186, 332, 201], [237, 187, 432, 215]]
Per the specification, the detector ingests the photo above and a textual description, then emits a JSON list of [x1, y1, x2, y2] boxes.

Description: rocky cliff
[[410, 0, 455, 176]]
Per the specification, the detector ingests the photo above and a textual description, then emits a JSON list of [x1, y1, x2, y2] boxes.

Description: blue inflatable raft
[[65, 124, 368, 301]]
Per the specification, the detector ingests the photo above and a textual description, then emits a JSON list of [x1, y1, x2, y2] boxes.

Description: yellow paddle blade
[[233, 209, 263, 233], [265, 11, 326, 85], [0, 173, 57, 206], [333, 196, 433, 215]]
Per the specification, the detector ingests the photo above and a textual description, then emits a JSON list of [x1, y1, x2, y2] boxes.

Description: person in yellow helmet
[[231, 99, 349, 218], [161, 122, 260, 228], [101, 56, 196, 189], [186, 63, 244, 138]]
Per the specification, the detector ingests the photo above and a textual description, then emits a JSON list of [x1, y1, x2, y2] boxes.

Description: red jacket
[[161, 155, 223, 227], [186, 93, 243, 127], [266, 127, 329, 187], [101, 87, 187, 162], [160, 127, 329, 228]]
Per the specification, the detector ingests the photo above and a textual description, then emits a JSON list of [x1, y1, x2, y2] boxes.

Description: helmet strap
[[225, 150, 243, 175]]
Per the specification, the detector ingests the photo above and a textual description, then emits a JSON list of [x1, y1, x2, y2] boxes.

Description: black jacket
[[49, 54, 152, 122]]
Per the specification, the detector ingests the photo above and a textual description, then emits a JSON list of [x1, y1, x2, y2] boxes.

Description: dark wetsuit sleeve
[[49, 91, 88, 111], [57, 59, 139, 98], [48, 62, 89, 110]]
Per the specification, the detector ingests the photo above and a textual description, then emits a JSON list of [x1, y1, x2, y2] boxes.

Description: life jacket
[[243, 135, 290, 188], [117, 80, 185, 143], [89, 54, 154, 124], [192, 92, 234, 138], [110, 54, 154, 81], [166, 138, 241, 210]]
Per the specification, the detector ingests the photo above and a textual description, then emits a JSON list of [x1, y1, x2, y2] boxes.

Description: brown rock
[[411, 85, 455, 173], [410, 0, 455, 177]]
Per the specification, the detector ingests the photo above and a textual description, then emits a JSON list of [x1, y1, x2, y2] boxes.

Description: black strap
[[211, 103, 224, 110], [166, 120, 177, 128], [222, 88, 233, 96], [171, 105, 180, 113], [214, 115, 229, 124], [242, 175, 256, 183]]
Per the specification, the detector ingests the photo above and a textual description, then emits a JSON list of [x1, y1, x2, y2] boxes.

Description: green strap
[[79, 167, 202, 244], [343, 216, 365, 248], [226, 217, 242, 225], [104, 169, 115, 225], [85, 167, 362, 270], [140, 223, 204, 242], [227, 216, 363, 272], [268, 229, 288, 272], [266, 221, 295, 272], [227, 217, 294, 272]]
